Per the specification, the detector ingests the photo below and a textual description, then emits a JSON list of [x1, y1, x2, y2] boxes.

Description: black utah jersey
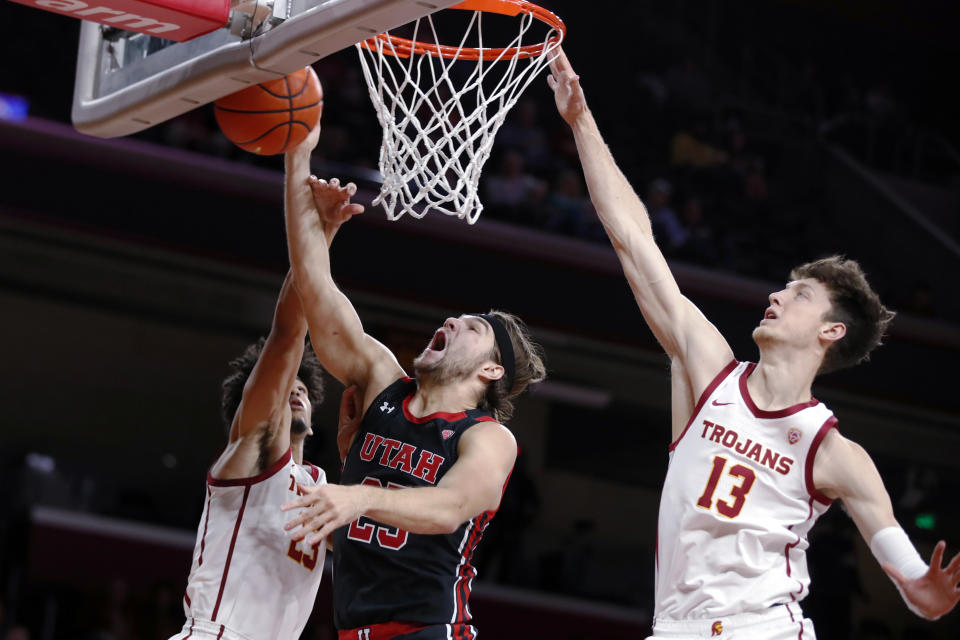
[[332, 377, 505, 631]]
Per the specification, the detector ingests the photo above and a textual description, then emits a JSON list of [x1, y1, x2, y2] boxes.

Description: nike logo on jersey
[[700, 419, 794, 475], [380, 402, 395, 413], [357, 433, 446, 484], [711, 399, 734, 406]]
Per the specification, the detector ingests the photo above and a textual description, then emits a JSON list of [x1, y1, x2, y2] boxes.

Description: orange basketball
[[214, 67, 323, 155]]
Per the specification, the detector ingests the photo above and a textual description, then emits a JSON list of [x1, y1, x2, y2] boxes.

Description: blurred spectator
[[497, 100, 550, 171], [545, 170, 599, 239], [646, 179, 687, 252], [484, 151, 548, 222], [670, 118, 728, 168], [4, 627, 29, 640], [674, 197, 720, 266]]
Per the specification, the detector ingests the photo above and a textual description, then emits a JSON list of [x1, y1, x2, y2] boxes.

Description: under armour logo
[[357, 629, 371, 640], [711, 620, 723, 636], [380, 402, 395, 413]]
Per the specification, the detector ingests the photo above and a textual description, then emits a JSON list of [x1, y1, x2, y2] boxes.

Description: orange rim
[[360, 0, 565, 61]]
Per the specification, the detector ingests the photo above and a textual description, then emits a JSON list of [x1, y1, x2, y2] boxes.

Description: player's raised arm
[[284, 125, 404, 401], [227, 270, 306, 450], [281, 421, 517, 543], [547, 49, 732, 394], [813, 430, 960, 620]]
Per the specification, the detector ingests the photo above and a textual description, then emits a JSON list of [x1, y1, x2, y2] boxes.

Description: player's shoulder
[[458, 419, 515, 452]]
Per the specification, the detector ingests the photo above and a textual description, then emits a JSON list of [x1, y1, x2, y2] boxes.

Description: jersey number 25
[[347, 476, 409, 550]]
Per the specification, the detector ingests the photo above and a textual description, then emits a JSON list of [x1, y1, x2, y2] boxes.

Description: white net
[[356, 8, 563, 224]]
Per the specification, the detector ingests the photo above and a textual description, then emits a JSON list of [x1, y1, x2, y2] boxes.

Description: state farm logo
[[26, 0, 181, 35]]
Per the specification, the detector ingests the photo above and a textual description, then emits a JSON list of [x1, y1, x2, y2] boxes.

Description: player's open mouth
[[764, 309, 778, 320], [429, 330, 447, 351], [291, 399, 304, 410]]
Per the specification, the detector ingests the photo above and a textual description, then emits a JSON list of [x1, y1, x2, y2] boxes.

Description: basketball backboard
[[72, 0, 462, 137]]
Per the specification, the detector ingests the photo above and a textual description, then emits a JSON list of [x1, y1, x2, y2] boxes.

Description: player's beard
[[290, 417, 310, 437], [414, 349, 487, 385]]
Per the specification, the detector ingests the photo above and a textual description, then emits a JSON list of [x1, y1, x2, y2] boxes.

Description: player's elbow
[[433, 514, 466, 535]]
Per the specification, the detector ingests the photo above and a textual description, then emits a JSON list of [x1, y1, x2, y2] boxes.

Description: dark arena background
[[2, 1, 959, 638]]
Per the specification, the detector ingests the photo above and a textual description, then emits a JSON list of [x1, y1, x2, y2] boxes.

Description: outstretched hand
[[883, 541, 960, 620], [308, 176, 364, 232], [282, 483, 369, 547], [546, 47, 587, 126], [337, 385, 363, 463]]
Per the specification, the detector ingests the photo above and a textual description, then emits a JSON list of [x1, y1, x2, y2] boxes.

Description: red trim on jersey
[[455, 512, 490, 623], [216, 625, 225, 640], [181, 618, 194, 639], [402, 391, 468, 423], [183, 592, 191, 607], [211, 485, 250, 621], [474, 416, 498, 423], [669, 359, 739, 451], [805, 416, 838, 505], [450, 465, 511, 626], [305, 461, 321, 482], [198, 487, 212, 566], [337, 621, 427, 640], [785, 602, 804, 639], [739, 363, 820, 418], [207, 448, 292, 486], [783, 497, 814, 601]]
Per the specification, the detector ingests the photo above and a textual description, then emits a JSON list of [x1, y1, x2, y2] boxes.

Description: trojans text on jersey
[[699, 419, 795, 475]]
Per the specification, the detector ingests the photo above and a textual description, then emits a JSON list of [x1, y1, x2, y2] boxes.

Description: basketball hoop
[[356, 0, 565, 224]]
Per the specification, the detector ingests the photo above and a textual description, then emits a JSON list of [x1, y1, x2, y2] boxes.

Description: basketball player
[[547, 49, 960, 638], [280, 123, 547, 640], [171, 179, 351, 639]]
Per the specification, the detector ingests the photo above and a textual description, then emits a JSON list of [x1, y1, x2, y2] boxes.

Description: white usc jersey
[[173, 449, 327, 640], [655, 361, 837, 621]]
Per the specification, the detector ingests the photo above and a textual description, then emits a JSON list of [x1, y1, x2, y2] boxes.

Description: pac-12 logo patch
[[711, 620, 723, 636], [787, 428, 802, 445], [441, 429, 455, 440]]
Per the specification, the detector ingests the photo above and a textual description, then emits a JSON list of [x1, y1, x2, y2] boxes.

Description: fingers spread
[[930, 540, 946, 568], [945, 550, 960, 575]]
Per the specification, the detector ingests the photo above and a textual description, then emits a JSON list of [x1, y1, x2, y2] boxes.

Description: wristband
[[870, 526, 928, 580]]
